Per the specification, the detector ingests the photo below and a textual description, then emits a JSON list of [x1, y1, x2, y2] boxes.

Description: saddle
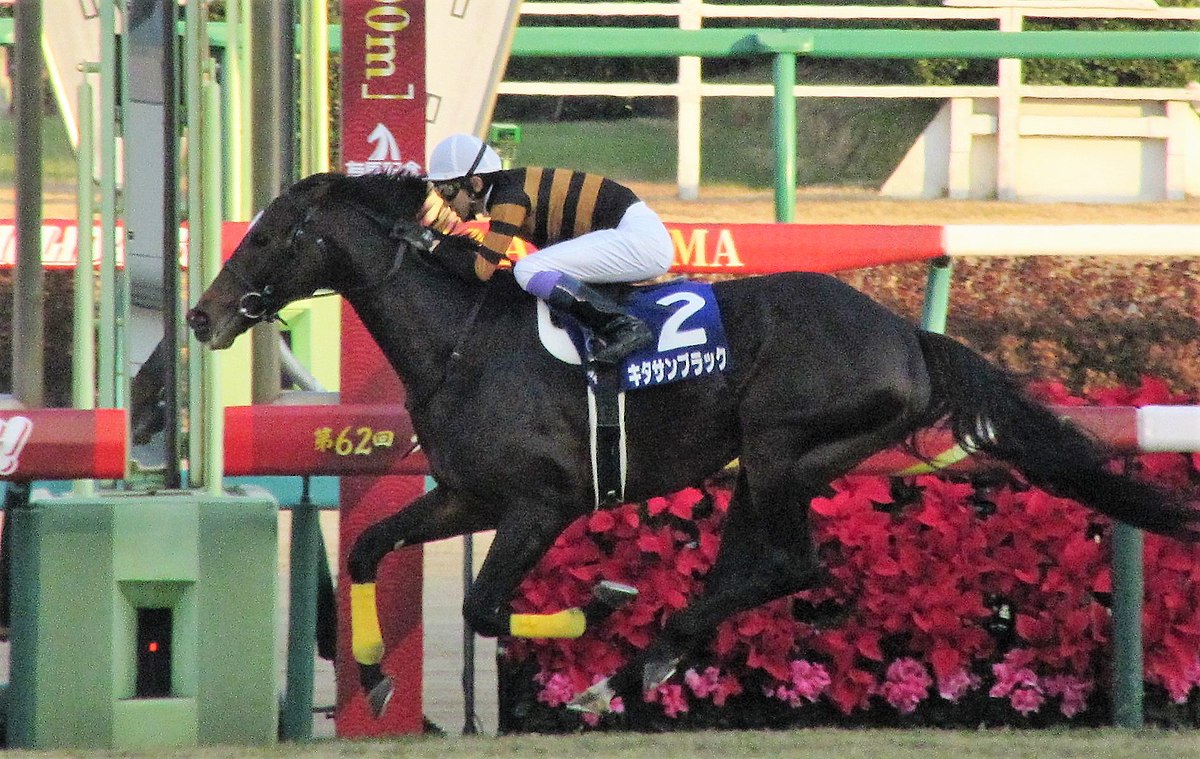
[[537, 280, 731, 508]]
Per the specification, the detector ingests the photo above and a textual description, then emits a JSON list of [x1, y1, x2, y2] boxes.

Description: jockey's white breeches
[[512, 202, 674, 289]]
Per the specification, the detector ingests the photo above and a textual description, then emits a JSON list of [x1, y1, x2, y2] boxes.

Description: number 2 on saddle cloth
[[545, 279, 733, 508]]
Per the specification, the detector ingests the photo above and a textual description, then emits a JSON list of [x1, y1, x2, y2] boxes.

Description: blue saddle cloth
[[565, 280, 732, 391]]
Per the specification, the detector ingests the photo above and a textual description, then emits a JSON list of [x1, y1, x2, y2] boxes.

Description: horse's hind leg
[[576, 393, 921, 720], [571, 467, 827, 721]]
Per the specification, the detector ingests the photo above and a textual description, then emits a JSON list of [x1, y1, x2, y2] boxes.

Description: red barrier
[[667, 223, 944, 275], [221, 404, 1155, 478], [0, 409, 126, 481], [15, 220, 947, 276], [223, 404, 427, 477]]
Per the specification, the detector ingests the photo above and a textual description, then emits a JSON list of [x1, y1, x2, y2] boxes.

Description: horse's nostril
[[186, 308, 211, 339]]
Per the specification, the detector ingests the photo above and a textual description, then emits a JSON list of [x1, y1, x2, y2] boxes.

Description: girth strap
[[588, 368, 626, 509]]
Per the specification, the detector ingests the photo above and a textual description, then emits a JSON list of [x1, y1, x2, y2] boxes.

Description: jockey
[[424, 132, 674, 367]]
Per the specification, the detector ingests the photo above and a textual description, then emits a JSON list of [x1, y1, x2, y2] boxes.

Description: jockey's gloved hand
[[435, 234, 487, 283]]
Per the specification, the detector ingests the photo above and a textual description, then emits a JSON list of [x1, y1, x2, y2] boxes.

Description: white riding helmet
[[426, 133, 502, 181]]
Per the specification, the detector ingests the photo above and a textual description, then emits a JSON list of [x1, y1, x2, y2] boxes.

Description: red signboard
[[337, 0, 427, 737]]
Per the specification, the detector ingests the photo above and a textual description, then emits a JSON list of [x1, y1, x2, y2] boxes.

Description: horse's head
[[187, 171, 429, 349]]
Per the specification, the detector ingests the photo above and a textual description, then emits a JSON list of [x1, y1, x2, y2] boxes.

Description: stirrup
[[590, 317, 652, 366]]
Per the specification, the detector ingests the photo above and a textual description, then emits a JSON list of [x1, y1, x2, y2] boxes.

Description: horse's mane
[[341, 171, 429, 222], [293, 171, 533, 308]]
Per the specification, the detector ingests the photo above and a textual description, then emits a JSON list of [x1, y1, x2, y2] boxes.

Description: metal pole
[[299, 0, 329, 176], [97, 0, 118, 408], [249, 0, 295, 403], [250, 0, 295, 204], [162, 0, 181, 489], [13, 0, 44, 408], [185, 0, 206, 488], [202, 77, 225, 496], [1112, 521, 1144, 728], [462, 534, 478, 734], [771, 52, 795, 224], [223, 0, 252, 219], [920, 257, 954, 334], [282, 478, 319, 740], [73, 78, 96, 499]]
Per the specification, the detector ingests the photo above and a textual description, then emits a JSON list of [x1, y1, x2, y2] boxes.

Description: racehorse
[[186, 171, 1200, 722]]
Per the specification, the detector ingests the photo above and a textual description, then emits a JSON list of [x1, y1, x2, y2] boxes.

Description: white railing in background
[[506, 1, 1200, 199]]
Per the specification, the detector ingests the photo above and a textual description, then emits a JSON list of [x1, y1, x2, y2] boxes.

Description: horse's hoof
[[642, 656, 680, 692], [593, 580, 638, 607], [566, 679, 616, 715], [359, 662, 384, 692], [583, 580, 639, 625], [367, 676, 395, 718], [359, 663, 394, 718]]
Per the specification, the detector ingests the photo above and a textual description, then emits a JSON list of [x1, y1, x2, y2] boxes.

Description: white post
[[1163, 100, 1188, 201], [995, 7, 1023, 200], [677, 0, 702, 200], [947, 97, 975, 199]]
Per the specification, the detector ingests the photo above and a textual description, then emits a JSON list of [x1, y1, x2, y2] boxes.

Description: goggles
[[434, 181, 463, 201]]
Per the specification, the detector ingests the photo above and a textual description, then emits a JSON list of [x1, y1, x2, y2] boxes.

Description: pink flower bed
[[502, 378, 1200, 729]]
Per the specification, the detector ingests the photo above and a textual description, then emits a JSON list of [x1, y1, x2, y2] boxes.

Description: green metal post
[[281, 482, 319, 740], [920, 257, 954, 334], [97, 0, 118, 408], [202, 78, 225, 496], [1112, 522, 1145, 728], [299, 0, 330, 176], [74, 78, 97, 499], [771, 53, 796, 223], [222, 0, 252, 219], [12, 0, 44, 408]]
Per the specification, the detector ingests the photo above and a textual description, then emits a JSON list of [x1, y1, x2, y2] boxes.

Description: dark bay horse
[[186, 171, 1199, 721]]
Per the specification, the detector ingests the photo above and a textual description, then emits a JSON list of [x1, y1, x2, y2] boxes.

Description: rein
[[228, 203, 437, 325], [403, 275, 494, 415], [228, 191, 495, 413]]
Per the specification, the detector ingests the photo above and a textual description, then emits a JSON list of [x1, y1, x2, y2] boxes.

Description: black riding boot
[[545, 276, 652, 366]]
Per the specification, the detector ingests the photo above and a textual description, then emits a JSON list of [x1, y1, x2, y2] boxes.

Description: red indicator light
[[148, 641, 159, 653]]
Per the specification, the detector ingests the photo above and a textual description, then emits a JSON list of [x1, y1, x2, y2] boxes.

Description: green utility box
[[488, 122, 522, 168], [6, 487, 278, 749]]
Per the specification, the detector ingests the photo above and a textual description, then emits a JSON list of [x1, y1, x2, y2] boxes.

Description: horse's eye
[[248, 231, 270, 248]]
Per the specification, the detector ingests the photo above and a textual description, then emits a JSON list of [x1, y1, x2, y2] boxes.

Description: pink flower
[[770, 660, 832, 707], [646, 682, 689, 717], [535, 671, 577, 708], [685, 666, 743, 706], [1009, 686, 1046, 715], [1044, 674, 1094, 718], [937, 669, 981, 703], [989, 651, 1040, 698], [685, 666, 720, 698], [879, 658, 933, 713]]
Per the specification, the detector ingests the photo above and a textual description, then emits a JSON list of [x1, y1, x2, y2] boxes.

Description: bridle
[[224, 190, 495, 414], [225, 201, 437, 325]]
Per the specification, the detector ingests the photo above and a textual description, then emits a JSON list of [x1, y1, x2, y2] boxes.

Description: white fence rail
[[503, 1, 1200, 200]]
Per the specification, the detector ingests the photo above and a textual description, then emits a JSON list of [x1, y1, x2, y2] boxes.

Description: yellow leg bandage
[[894, 443, 972, 476], [350, 582, 385, 665], [509, 608, 587, 639]]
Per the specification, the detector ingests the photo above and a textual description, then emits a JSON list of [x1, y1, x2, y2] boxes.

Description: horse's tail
[[915, 329, 1200, 542]]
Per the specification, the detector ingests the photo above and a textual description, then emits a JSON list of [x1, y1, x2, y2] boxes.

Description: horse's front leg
[[345, 485, 499, 715]]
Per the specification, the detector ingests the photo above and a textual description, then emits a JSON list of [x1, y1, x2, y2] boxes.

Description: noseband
[[227, 203, 437, 325]]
